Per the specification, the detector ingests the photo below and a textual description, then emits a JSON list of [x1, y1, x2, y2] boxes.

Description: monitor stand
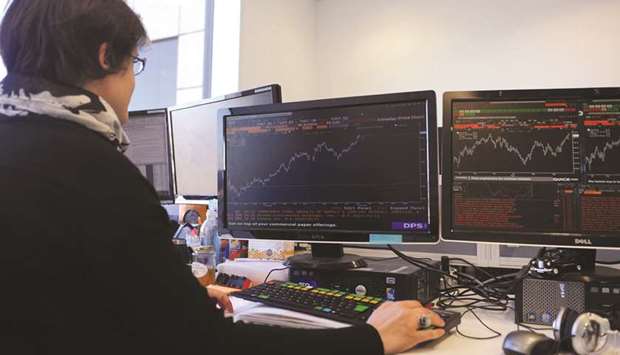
[[285, 243, 367, 271]]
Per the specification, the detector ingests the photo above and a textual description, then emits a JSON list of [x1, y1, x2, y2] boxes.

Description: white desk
[[229, 295, 550, 354], [220, 260, 620, 354], [402, 308, 551, 354], [219, 260, 546, 354]]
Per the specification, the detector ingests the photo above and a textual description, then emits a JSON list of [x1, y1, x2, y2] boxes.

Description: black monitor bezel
[[442, 87, 620, 249], [127, 108, 175, 204], [219, 90, 439, 244], [167, 84, 282, 201]]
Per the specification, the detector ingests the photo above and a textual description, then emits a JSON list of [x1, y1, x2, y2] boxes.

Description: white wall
[[315, 0, 620, 105], [239, 0, 317, 102], [312, 0, 620, 262], [235, 1, 620, 263], [238, 0, 620, 103]]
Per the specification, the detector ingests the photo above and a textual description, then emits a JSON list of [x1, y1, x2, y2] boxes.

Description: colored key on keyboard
[[233, 281, 462, 331], [233, 281, 383, 325]]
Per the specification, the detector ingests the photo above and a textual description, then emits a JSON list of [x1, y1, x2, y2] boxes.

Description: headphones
[[504, 307, 617, 355], [552, 308, 612, 354]]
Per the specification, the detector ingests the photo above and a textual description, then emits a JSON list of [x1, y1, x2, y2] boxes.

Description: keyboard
[[233, 281, 461, 329]]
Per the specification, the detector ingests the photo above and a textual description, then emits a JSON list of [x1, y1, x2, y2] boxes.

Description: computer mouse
[[502, 331, 557, 355]]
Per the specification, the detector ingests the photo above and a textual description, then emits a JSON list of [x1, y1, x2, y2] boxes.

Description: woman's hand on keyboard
[[207, 286, 234, 312], [367, 300, 445, 355]]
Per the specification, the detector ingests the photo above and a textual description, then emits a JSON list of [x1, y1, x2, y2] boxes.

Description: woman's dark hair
[[0, 0, 148, 86]]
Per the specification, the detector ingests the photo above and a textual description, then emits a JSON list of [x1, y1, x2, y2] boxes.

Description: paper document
[[230, 296, 351, 329]]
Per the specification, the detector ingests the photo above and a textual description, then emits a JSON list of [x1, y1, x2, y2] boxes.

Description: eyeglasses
[[132, 55, 146, 76]]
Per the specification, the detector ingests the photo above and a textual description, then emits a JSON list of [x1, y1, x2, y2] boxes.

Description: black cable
[[482, 269, 527, 298], [344, 245, 391, 250], [388, 245, 524, 314], [363, 256, 402, 262], [439, 282, 507, 308], [388, 246, 451, 277], [345, 245, 432, 262], [263, 266, 290, 284], [481, 272, 519, 285], [436, 271, 515, 311], [597, 260, 620, 265], [393, 249, 497, 302], [439, 299, 510, 313], [436, 293, 509, 311], [450, 257, 494, 279], [388, 245, 486, 288], [455, 308, 503, 340], [516, 323, 553, 333], [438, 284, 508, 311]]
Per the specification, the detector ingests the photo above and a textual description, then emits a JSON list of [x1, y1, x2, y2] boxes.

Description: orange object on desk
[[191, 262, 216, 286]]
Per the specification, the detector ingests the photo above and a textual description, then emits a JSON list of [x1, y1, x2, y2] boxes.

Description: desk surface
[[402, 308, 552, 355], [218, 260, 554, 354]]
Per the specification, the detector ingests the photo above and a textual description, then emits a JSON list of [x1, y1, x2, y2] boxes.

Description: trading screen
[[225, 101, 433, 234], [450, 99, 620, 234], [124, 110, 173, 202]]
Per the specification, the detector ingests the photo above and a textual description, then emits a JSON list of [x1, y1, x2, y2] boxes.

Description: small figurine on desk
[[176, 204, 205, 248], [179, 204, 207, 225]]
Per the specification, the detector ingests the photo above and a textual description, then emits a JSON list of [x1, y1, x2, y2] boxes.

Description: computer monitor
[[124, 108, 174, 203], [442, 88, 620, 252], [219, 91, 439, 269], [167, 85, 281, 202]]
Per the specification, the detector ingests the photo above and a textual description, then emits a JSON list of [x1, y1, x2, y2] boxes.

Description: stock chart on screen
[[225, 101, 432, 234], [450, 99, 620, 235]]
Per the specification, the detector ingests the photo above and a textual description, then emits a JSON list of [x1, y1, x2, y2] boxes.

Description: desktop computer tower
[[289, 258, 441, 302], [516, 267, 620, 329]]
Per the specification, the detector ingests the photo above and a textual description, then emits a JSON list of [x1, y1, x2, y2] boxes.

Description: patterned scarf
[[0, 73, 130, 152]]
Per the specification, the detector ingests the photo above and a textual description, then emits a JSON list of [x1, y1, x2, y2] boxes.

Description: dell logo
[[310, 234, 325, 240], [559, 283, 566, 299], [574, 238, 593, 245]]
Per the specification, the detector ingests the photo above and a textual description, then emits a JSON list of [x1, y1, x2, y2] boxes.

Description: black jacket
[[0, 115, 384, 355]]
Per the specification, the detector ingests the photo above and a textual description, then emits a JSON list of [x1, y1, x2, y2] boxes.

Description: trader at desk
[[0, 1, 444, 354]]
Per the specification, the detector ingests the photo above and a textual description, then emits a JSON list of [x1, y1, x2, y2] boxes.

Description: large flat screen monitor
[[125, 108, 174, 203], [442, 88, 620, 249], [219, 91, 439, 253], [167, 85, 281, 202]]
